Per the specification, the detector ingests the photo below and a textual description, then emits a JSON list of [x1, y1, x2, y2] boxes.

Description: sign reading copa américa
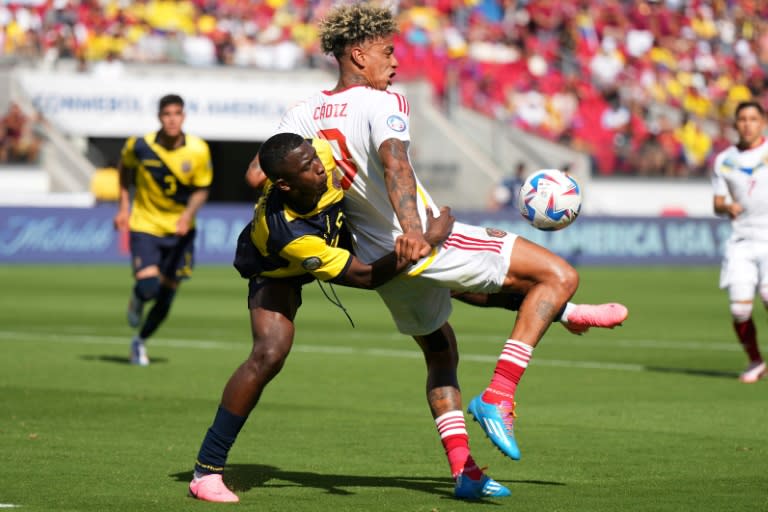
[[16, 69, 326, 141]]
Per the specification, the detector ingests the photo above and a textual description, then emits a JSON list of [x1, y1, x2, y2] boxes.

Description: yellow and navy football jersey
[[121, 131, 213, 236], [249, 138, 351, 281]]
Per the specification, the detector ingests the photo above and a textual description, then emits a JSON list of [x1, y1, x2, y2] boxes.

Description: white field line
[[0, 329, 739, 373], [0, 328, 742, 352]]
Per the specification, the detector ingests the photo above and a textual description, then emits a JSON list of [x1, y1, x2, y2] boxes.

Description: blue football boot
[[454, 473, 511, 499], [467, 395, 521, 460]]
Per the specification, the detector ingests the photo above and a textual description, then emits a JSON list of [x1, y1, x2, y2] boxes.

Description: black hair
[[158, 94, 184, 114], [735, 100, 765, 119], [258, 133, 306, 182]]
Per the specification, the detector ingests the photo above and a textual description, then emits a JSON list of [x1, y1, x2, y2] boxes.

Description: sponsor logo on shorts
[[486, 228, 507, 238], [302, 256, 322, 271], [387, 115, 407, 132]]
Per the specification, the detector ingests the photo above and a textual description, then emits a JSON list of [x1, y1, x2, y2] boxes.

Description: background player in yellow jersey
[[188, 133, 458, 503], [112, 94, 213, 366]]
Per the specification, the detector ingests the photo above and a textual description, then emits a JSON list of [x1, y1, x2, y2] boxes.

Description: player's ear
[[349, 45, 366, 68], [273, 178, 290, 192]]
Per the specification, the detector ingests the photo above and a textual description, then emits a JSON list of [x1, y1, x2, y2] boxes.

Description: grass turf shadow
[[171, 464, 564, 501], [644, 366, 740, 379]]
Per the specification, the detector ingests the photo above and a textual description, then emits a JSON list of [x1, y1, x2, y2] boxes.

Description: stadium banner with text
[[0, 206, 730, 265], [16, 69, 325, 141]]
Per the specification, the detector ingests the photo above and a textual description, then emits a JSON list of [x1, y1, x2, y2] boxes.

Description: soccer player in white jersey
[[712, 100, 768, 383], [266, 3, 628, 498]]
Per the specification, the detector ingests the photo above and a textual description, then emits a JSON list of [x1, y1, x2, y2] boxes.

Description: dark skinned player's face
[[280, 142, 327, 207]]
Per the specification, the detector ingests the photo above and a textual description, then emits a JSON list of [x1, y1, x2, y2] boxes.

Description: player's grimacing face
[[735, 106, 766, 148], [159, 103, 185, 137], [359, 35, 398, 90], [283, 142, 327, 203]]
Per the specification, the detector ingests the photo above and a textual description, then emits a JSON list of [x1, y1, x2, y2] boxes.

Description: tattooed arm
[[378, 138, 432, 263]]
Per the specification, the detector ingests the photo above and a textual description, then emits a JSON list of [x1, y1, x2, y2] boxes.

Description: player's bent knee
[[562, 265, 579, 292], [247, 341, 291, 375], [134, 276, 161, 301], [730, 302, 753, 322]]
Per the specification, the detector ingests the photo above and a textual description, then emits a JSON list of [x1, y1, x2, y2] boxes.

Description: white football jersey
[[712, 137, 768, 242], [276, 86, 439, 262]]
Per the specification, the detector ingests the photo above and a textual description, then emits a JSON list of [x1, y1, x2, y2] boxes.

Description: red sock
[[482, 340, 533, 405], [734, 319, 762, 362], [435, 411, 483, 479]]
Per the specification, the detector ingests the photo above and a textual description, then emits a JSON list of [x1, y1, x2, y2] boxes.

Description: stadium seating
[[0, 0, 766, 177]]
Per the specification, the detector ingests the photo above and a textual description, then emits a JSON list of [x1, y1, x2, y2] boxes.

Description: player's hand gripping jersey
[[712, 137, 768, 242], [120, 132, 212, 236], [234, 138, 352, 282], [277, 86, 439, 263]]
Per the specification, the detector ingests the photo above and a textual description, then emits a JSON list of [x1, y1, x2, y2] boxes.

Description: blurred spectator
[[91, 50, 124, 79], [0, 103, 43, 164], [674, 115, 713, 177], [1, 0, 767, 178], [590, 36, 625, 92], [488, 161, 526, 211]]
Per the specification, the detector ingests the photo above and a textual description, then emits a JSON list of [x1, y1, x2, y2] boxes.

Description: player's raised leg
[[415, 324, 510, 498], [469, 237, 578, 460], [451, 292, 628, 335]]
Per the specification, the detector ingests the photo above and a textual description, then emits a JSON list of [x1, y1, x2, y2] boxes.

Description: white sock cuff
[[506, 339, 533, 354], [559, 302, 575, 322], [498, 339, 534, 367], [435, 410, 464, 426], [435, 410, 467, 438]]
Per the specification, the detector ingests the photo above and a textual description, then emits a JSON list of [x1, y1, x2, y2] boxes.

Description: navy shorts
[[130, 230, 196, 281], [247, 274, 314, 310]]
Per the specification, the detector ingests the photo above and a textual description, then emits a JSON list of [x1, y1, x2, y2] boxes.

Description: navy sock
[[139, 286, 175, 339], [195, 406, 248, 475]]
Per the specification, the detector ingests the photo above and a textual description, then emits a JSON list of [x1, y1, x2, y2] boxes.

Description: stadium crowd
[[1, 0, 766, 177]]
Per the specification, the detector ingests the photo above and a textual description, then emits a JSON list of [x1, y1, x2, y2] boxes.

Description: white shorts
[[376, 222, 518, 335], [720, 238, 768, 299]]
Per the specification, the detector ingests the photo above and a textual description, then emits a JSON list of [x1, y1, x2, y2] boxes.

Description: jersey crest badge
[[182, 161, 192, 173], [485, 228, 507, 238], [387, 115, 407, 132], [302, 256, 322, 271]]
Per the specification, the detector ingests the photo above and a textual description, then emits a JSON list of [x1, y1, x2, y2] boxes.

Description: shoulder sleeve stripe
[[389, 92, 409, 115]]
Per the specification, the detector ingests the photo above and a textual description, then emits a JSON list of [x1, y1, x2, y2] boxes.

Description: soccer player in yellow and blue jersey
[[188, 133, 454, 503], [113, 94, 212, 366]]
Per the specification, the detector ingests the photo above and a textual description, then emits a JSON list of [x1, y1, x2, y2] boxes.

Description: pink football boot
[[189, 474, 239, 503], [563, 303, 629, 335]]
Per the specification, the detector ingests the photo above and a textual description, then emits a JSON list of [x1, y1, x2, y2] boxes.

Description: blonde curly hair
[[319, 3, 398, 58]]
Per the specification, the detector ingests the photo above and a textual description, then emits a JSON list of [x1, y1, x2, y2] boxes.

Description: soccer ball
[[518, 169, 581, 231]]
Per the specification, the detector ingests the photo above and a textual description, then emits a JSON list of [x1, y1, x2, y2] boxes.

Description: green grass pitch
[[1, 264, 767, 511]]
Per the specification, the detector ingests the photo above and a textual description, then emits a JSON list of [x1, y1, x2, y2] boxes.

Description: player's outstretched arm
[[333, 207, 453, 289], [378, 138, 431, 263]]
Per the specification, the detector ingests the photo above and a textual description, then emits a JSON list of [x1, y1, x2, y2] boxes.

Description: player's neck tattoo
[[337, 73, 372, 90]]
